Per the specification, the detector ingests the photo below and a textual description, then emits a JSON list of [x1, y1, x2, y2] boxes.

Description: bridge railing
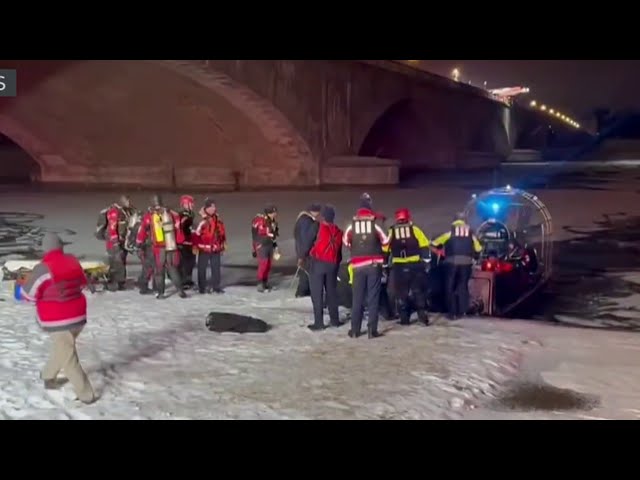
[[358, 60, 502, 104]]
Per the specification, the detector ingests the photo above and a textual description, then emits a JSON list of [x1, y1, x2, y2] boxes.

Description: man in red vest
[[307, 205, 344, 331], [105, 195, 134, 291], [194, 199, 227, 294], [177, 194, 196, 289], [136, 195, 187, 299], [251, 205, 279, 292], [21, 233, 96, 404]]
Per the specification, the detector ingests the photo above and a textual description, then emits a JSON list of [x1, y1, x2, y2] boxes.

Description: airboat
[[463, 185, 553, 316]]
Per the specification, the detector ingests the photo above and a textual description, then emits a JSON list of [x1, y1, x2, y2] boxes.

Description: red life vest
[[309, 223, 343, 264]]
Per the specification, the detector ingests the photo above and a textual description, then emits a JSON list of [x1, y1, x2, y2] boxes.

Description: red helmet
[[395, 208, 411, 223], [180, 195, 195, 209]]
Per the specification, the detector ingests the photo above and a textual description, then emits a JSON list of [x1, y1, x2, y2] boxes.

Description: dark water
[[526, 214, 640, 330], [400, 164, 624, 192], [494, 382, 600, 412], [0, 211, 76, 261]]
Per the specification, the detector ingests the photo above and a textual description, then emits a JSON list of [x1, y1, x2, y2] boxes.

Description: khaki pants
[[42, 326, 95, 403]]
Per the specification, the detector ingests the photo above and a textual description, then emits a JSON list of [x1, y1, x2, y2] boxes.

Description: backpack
[[95, 207, 109, 240], [311, 223, 343, 263]]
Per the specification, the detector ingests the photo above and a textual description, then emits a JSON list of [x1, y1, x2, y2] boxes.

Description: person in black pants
[[195, 199, 227, 294], [431, 213, 483, 319], [342, 194, 390, 338], [293, 204, 321, 298], [307, 205, 343, 331], [178, 195, 196, 288]]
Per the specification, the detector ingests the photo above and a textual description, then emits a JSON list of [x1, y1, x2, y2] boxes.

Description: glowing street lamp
[[530, 100, 537, 107], [451, 68, 461, 81], [540, 105, 547, 111]]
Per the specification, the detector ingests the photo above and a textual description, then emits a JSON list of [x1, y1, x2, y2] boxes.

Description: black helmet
[[150, 194, 163, 208], [118, 195, 131, 208], [359, 192, 372, 209]]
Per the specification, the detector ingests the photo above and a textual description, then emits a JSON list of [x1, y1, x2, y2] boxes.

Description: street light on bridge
[[451, 68, 461, 82]]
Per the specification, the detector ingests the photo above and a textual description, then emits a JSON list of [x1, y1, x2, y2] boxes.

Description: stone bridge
[[0, 60, 585, 188]]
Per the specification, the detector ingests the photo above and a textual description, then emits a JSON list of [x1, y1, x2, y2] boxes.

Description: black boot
[[348, 329, 361, 338], [139, 286, 153, 295], [417, 310, 429, 325], [398, 306, 411, 325], [368, 326, 382, 339], [307, 323, 326, 331], [178, 290, 187, 298], [330, 319, 344, 328]]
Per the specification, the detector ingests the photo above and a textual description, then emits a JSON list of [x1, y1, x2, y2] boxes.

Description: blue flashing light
[[491, 202, 500, 214]]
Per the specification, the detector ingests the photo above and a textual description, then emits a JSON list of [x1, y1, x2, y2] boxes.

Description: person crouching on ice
[[21, 233, 96, 404], [251, 204, 279, 292], [307, 205, 344, 331], [136, 195, 187, 300], [195, 198, 227, 294]]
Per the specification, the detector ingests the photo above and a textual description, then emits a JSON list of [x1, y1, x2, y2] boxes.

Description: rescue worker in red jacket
[[307, 205, 344, 331], [131, 206, 156, 295], [178, 195, 196, 289], [136, 194, 187, 299], [343, 194, 390, 339], [194, 198, 227, 294], [21, 233, 96, 404], [251, 205, 279, 292], [106, 195, 134, 291]]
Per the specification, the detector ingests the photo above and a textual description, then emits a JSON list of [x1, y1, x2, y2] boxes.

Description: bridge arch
[[0, 60, 316, 188], [357, 98, 459, 170], [0, 114, 63, 183]]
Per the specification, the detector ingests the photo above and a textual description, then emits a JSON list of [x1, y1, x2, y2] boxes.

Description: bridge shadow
[[358, 98, 463, 180]]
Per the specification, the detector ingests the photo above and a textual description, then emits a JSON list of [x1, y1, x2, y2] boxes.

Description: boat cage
[[463, 185, 553, 281]]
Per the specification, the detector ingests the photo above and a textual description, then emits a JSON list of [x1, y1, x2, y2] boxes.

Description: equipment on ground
[[2, 259, 109, 294], [205, 311, 271, 333]]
